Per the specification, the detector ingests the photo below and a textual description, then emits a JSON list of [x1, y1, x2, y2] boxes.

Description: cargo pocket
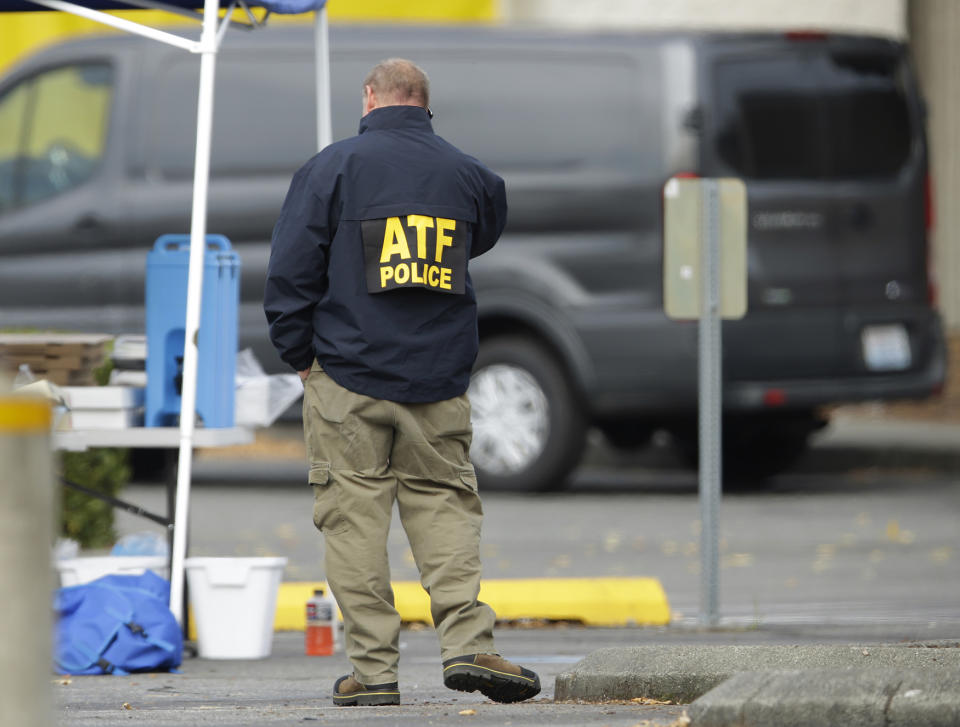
[[310, 463, 348, 535], [459, 467, 479, 492]]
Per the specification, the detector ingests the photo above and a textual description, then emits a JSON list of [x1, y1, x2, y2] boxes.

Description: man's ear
[[363, 85, 378, 114]]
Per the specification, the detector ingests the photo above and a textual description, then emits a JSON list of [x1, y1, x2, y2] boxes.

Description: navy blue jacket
[[264, 105, 507, 403]]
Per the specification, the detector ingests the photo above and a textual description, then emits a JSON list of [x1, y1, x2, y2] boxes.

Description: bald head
[[362, 58, 431, 116]]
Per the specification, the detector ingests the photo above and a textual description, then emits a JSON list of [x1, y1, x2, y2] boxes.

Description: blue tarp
[[0, 0, 324, 13]]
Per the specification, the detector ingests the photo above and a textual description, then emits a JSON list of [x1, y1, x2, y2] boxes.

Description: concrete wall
[[501, 0, 906, 38], [910, 0, 960, 331]]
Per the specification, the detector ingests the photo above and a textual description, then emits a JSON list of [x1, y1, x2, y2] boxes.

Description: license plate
[[862, 324, 911, 371]]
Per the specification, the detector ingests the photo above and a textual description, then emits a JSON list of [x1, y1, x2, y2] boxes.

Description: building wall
[[910, 0, 960, 331], [501, 0, 906, 38]]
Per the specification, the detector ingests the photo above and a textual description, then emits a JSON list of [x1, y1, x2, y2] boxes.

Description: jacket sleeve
[[470, 164, 508, 259], [263, 160, 334, 372]]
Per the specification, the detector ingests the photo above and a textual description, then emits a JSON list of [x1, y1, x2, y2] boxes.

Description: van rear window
[[714, 49, 912, 180]]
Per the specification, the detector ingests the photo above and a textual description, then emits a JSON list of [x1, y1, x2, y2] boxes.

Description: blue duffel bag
[[54, 570, 182, 675]]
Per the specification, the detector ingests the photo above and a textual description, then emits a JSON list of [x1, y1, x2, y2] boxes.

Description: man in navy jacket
[[264, 58, 539, 707]]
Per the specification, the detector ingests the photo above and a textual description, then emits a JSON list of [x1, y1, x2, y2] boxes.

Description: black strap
[[61, 478, 172, 528]]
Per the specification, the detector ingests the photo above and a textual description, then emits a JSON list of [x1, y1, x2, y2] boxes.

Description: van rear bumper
[[588, 312, 947, 415], [724, 361, 946, 411], [726, 311, 948, 411]]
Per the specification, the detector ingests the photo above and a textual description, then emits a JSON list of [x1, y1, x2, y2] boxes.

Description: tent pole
[[314, 4, 332, 151], [169, 0, 220, 626], [27, 0, 200, 51]]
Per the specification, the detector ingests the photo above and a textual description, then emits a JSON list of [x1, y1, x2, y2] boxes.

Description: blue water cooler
[[145, 234, 240, 428]]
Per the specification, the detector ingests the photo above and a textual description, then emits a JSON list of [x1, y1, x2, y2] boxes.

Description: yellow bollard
[[0, 395, 54, 727]]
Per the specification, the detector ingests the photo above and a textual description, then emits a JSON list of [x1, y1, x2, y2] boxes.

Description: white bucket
[[184, 557, 287, 659], [56, 556, 169, 587]]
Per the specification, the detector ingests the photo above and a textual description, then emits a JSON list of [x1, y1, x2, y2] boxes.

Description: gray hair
[[363, 58, 430, 109]]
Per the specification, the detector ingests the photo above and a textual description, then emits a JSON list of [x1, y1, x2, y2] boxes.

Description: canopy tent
[[0, 0, 332, 624]]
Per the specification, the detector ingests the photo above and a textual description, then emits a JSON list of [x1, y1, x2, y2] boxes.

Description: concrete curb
[[689, 667, 960, 727], [553, 645, 960, 704], [274, 577, 670, 631]]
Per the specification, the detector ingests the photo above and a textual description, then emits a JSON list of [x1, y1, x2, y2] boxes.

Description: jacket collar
[[358, 105, 434, 135]]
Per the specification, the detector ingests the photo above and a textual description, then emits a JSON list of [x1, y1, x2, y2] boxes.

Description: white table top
[[53, 426, 254, 452]]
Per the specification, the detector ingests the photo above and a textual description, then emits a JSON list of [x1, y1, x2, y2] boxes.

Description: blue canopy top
[[0, 0, 324, 13]]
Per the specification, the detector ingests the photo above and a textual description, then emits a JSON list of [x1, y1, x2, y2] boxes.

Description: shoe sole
[[443, 663, 541, 704], [332, 691, 401, 707]]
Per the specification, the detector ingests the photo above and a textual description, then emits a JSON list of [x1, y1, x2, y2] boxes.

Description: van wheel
[[468, 336, 586, 492]]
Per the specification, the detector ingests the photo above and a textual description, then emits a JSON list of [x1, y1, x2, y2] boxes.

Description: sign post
[[663, 177, 747, 626]]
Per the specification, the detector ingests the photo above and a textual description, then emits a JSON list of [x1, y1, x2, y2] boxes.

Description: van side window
[[714, 50, 911, 180], [0, 63, 113, 212]]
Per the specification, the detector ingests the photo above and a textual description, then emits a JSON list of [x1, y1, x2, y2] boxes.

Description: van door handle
[[73, 214, 106, 235], [849, 203, 873, 231]]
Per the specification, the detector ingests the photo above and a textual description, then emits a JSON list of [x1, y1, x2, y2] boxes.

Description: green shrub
[[60, 448, 131, 549]]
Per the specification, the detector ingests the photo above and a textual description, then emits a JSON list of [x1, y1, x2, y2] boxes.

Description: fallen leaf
[[886, 520, 915, 544], [929, 547, 952, 563], [458, 708, 477, 716], [631, 697, 673, 705], [886, 519, 900, 541], [603, 531, 622, 553], [121, 703, 132, 710]]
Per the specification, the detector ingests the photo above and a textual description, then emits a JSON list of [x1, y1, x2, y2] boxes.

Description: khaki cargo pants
[[303, 361, 496, 684]]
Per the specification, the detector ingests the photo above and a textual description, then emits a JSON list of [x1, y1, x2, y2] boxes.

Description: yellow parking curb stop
[[273, 577, 670, 631]]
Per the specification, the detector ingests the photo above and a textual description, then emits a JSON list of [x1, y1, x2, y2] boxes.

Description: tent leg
[[315, 6, 332, 151], [169, 0, 220, 626]]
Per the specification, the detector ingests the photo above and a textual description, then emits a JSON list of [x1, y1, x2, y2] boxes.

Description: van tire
[[468, 336, 586, 492]]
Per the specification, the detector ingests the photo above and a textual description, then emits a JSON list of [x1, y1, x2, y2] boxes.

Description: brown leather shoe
[[442, 654, 541, 703], [332, 674, 400, 706]]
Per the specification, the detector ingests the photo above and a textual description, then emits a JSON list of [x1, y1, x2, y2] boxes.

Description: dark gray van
[[0, 26, 945, 490]]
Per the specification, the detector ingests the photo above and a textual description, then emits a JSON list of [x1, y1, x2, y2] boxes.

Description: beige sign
[[663, 177, 747, 320]]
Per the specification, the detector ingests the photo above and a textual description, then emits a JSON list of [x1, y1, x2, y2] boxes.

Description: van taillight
[[785, 30, 829, 41], [763, 389, 787, 407], [661, 172, 699, 201], [925, 173, 938, 307]]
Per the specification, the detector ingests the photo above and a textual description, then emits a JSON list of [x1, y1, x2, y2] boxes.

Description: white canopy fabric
[[1, 0, 332, 624]]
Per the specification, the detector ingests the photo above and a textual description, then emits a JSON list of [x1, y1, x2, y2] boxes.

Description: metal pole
[[170, 0, 220, 625], [315, 6, 332, 152], [699, 180, 722, 626], [27, 0, 201, 52], [0, 397, 53, 726]]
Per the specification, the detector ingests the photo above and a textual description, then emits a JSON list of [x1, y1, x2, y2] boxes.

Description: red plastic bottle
[[305, 588, 335, 656]]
